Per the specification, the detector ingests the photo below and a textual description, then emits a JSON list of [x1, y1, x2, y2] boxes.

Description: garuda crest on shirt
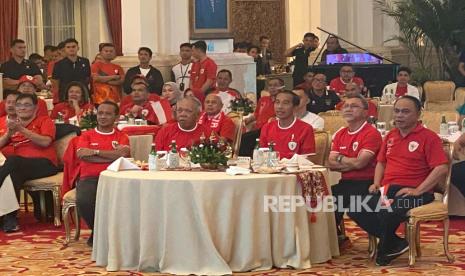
[[408, 141, 419, 152]]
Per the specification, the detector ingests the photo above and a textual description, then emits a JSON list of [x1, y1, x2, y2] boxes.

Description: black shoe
[[376, 238, 409, 266], [87, 234, 93, 247], [3, 214, 19, 233]]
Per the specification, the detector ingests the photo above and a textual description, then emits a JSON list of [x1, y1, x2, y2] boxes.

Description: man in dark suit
[[123, 47, 164, 95]]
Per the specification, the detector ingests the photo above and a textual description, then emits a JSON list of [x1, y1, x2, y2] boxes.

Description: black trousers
[[239, 129, 261, 157], [0, 156, 58, 216], [331, 179, 372, 228], [349, 185, 434, 254], [76, 177, 99, 233], [451, 161, 465, 197]]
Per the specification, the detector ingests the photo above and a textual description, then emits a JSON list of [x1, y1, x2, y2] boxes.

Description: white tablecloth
[[92, 170, 339, 274]]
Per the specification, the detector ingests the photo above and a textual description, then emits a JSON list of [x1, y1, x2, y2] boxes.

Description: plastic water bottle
[[148, 144, 158, 171], [439, 115, 448, 136], [167, 140, 179, 169]]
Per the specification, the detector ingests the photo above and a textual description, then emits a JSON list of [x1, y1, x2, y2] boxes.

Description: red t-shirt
[[377, 123, 448, 188], [331, 122, 382, 180], [0, 99, 49, 118], [329, 77, 364, 95], [395, 85, 408, 98], [335, 100, 378, 118], [155, 122, 211, 151], [197, 111, 236, 142], [0, 115, 57, 165], [190, 57, 217, 102], [77, 128, 130, 178], [259, 118, 315, 159], [254, 96, 275, 129], [120, 99, 173, 125], [91, 61, 125, 104], [51, 102, 94, 121]]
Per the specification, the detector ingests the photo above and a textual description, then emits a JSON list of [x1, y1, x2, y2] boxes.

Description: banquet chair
[[228, 112, 245, 157], [455, 87, 465, 105], [319, 110, 347, 135], [368, 141, 455, 266], [23, 132, 78, 227], [424, 101, 458, 112], [420, 111, 457, 133], [308, 130, 330, 166], [62, 188, 80, 245], [423, 81, 455, 102], [244, 92, 257, 104]]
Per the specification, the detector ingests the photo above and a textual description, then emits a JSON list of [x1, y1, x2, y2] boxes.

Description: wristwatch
[[336, 155, 344, 163], [94, 149, 100, 156]]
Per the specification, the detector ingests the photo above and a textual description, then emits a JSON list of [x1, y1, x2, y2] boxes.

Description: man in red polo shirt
[[189, 40, 217, 102], [210, 69, 241, 114], [0, 75, 49, 117], [76, 101, 130, 246], [198, 94, 236, 142], [0, 93, 59, 232], [120, 82, 173, 125], [156, 96, 210, 151], [335, 82, 378, 119], [329, 95, 382, 241], [350, 96, 449, 266], [259, 90, 315, 159], [91, 43, 125, 104], [329, 64, 364, 96]]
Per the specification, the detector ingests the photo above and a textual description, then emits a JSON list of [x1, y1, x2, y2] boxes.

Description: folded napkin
[[281, 154, 314, 170], [107, 157, 141, 172], [226, 166, 251, 176]]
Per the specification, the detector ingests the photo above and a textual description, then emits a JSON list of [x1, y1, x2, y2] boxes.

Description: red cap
[[18, 75, 37, 87]]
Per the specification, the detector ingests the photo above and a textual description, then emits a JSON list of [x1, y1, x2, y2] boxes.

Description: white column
[[121, 0, 189, 56], [353, 0, 374, 47], [81, 0, 111, 58]]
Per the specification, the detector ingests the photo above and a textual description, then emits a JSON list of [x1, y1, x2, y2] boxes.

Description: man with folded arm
[[76, 101, 130, 246], [349, 95, 449, 266], [328, 95, 382, 243]]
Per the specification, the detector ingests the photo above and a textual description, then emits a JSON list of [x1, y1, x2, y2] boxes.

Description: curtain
[[104, 0, 123, 56], [0, 0, 19, 62], [18, 0, 76, 56]]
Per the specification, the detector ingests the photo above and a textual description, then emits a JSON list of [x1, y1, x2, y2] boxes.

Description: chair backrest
[[455, 87, 465, 105], [244, 92, 257, 104], [308, 130, 331, 166], [424, 100, 458, 112], [423, 81, 455, 102], [129, 134, 153, 162], [319, 110, 347, 135], [55, 132, 78, 168], [420, 111, 457, 133], [435, 141, 454, 207], [228, 112, 244, 157]]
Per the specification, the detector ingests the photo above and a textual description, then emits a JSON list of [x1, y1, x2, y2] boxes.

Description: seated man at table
[[244, 77, 285, 129], [293, 88, 324, 130], [328, 95, 382, 242], [209, 69, 241, 114], [259, 90, 315, 159], [349, 95, 449, 266], [76, 101, 130, 246], [336, 82, 378, 119], [156, 96, 211, 151], [120, 81, 173, 125], [307, 73, 341, 114], [382, 66, 420, 99], [329, 64, 364, 96], [0, 93, 59, 232], [0, 75, 49, 117], [294, 70, 315, 91], [198, 94, 236, 142]]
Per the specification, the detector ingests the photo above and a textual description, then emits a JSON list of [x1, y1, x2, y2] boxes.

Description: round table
[[92, 170, 339, 274]]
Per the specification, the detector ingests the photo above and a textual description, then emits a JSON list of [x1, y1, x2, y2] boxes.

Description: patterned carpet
[[0, 210, 464, 276]]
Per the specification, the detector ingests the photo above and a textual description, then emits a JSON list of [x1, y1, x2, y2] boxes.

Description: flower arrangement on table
[[230, 98, 254, 116], [188, 133, 230, 170], [120, 108, 149, 124], [79, 108, 98, 130]]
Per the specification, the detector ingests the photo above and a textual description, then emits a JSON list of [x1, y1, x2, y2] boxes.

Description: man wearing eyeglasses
[[0, 93, 59, 232], [329, 64, 365, 96], [328, 95, 382, 245], [335, 82, 378, 119], [306, 73, 341, 114]]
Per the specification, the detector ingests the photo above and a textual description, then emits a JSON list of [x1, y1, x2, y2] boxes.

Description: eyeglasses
[[313, 78, 326, 83], [342, 104, 364, 110], [15, 103, 35, 109]]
